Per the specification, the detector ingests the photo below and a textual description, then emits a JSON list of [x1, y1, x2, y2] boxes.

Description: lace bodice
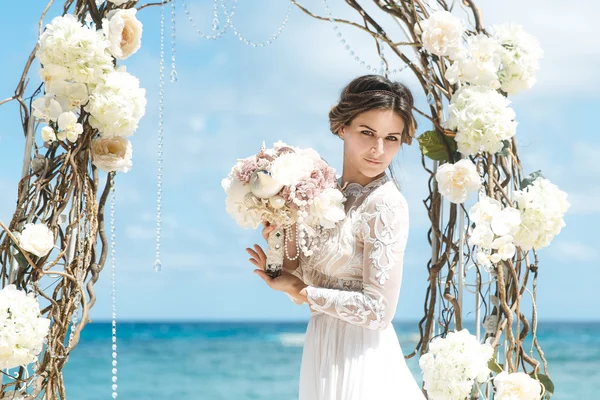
[[289, 174, 410, 331]]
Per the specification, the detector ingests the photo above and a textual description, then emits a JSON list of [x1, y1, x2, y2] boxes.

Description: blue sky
[[0, 0, 598, 322]]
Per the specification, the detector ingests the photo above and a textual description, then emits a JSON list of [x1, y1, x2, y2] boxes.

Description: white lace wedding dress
[[288, 174, 427, 400]]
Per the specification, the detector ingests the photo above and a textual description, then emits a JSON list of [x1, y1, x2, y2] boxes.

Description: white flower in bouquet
[[41, 126, 57, 143], [419, 329, 494, 400], [0, 285, 51, 370], [92, 137, 133, 173], [446, 85, 517, 156], [57, 112, 84, 142], [18, 223, 55, 257], [512, 178, 570, 250], [494, 371, 542, 400], [435, 159, 481, 204], [102, 8, 143, 60], [37, 15, 113, 86], [306, 188, 346, 229], [415, 11, 464, 59], [222, 174, 263, 229], [32, 94, 62, 122], [491, 23, 544, 95], [85, 69, 147, 137], [46, 80, 89, 112], [270, 152, 314, 186], [445, 34, 502, 89]]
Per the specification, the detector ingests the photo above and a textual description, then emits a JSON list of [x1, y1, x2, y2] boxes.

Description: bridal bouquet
[[222, 141, 345, 277]]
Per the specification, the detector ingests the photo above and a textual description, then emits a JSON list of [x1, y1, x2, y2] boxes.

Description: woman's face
[[339, 108, 405, 184]]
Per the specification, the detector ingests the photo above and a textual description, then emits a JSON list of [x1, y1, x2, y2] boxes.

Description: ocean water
[[60, 321, 600, 399]]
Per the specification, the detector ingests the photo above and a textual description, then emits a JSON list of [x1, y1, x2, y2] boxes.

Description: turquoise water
[[60, 321, 599, 399]]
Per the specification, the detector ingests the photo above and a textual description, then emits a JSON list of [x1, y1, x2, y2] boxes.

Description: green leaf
[[14, 251, 29, 270], [416, 130, 457, 162], [529, 373, 554, 396], [497, 140, 511, 157], [519, 170, 545, 190], [487, 358, 504, 374]]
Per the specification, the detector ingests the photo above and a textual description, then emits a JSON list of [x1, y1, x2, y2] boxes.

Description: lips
[[365, 158, 383, 165]]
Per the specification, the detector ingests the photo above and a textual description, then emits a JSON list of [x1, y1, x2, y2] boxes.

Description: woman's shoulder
[[363, 181, 409, 214]]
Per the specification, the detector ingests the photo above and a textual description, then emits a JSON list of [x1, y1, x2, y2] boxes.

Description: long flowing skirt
[[298, 313, 427, 400]]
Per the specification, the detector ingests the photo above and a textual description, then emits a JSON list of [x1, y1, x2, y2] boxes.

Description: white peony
[[91, 137, 133, 173], [491, 23, 544, 95], [102, 8, 143, 60], [445, 34, 502, 89], [18, 223, 55, 257], [0, 285, 51, 370], [85, 69, 147, 137], [512, 178, 570, 250], [494, 371, 542, 400], [36, 14, 113, 86], [435, 159, 481, 204], [32, 95, 62, 122], [416, 11, 464, 59], [41, 126, 57, 143], [446, 85, 517, 157], [270, 152, 314, 186], [222, 176, 262, 229], [306, 188, 345, 229], [57, 112, 83, 142]]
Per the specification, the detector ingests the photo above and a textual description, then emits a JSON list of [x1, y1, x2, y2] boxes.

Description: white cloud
[[551, 240, 598, 262]]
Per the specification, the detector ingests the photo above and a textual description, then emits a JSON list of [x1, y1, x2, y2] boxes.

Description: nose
[[371, 138, 384, 157]]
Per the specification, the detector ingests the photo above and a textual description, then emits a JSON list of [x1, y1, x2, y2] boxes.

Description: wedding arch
[[0, 0, 567, 399]]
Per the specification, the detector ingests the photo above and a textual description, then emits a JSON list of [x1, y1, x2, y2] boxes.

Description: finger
[[249, 258, 262, 269], [246, 248, 259, 259], [254, 244, 267, 261]]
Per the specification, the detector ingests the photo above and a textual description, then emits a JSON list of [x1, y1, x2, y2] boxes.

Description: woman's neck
[[340, 165, 386, 187]]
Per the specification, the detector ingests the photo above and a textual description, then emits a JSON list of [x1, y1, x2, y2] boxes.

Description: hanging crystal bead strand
[[322, 0, 409, 76], [109, 175, 118, 399], [170, 0, 178, 83], [220, 0, 293, 48], [155, 2, 166, 273], [181, 0, 233, 41]]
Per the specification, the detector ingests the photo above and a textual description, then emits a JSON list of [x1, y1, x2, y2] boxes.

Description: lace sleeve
[[304, 192, 409, 330]]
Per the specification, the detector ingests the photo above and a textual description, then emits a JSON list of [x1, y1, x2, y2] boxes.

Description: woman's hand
[[246, 243, 307, 298]]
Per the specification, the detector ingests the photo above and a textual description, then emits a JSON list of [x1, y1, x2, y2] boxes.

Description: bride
[[247, 74, 427, 400]]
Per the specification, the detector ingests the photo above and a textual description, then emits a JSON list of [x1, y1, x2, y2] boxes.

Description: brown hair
[[329, 75, 417, 146]]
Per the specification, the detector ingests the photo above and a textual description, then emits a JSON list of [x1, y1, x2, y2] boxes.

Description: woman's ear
[[338, 127, 345, 139]]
